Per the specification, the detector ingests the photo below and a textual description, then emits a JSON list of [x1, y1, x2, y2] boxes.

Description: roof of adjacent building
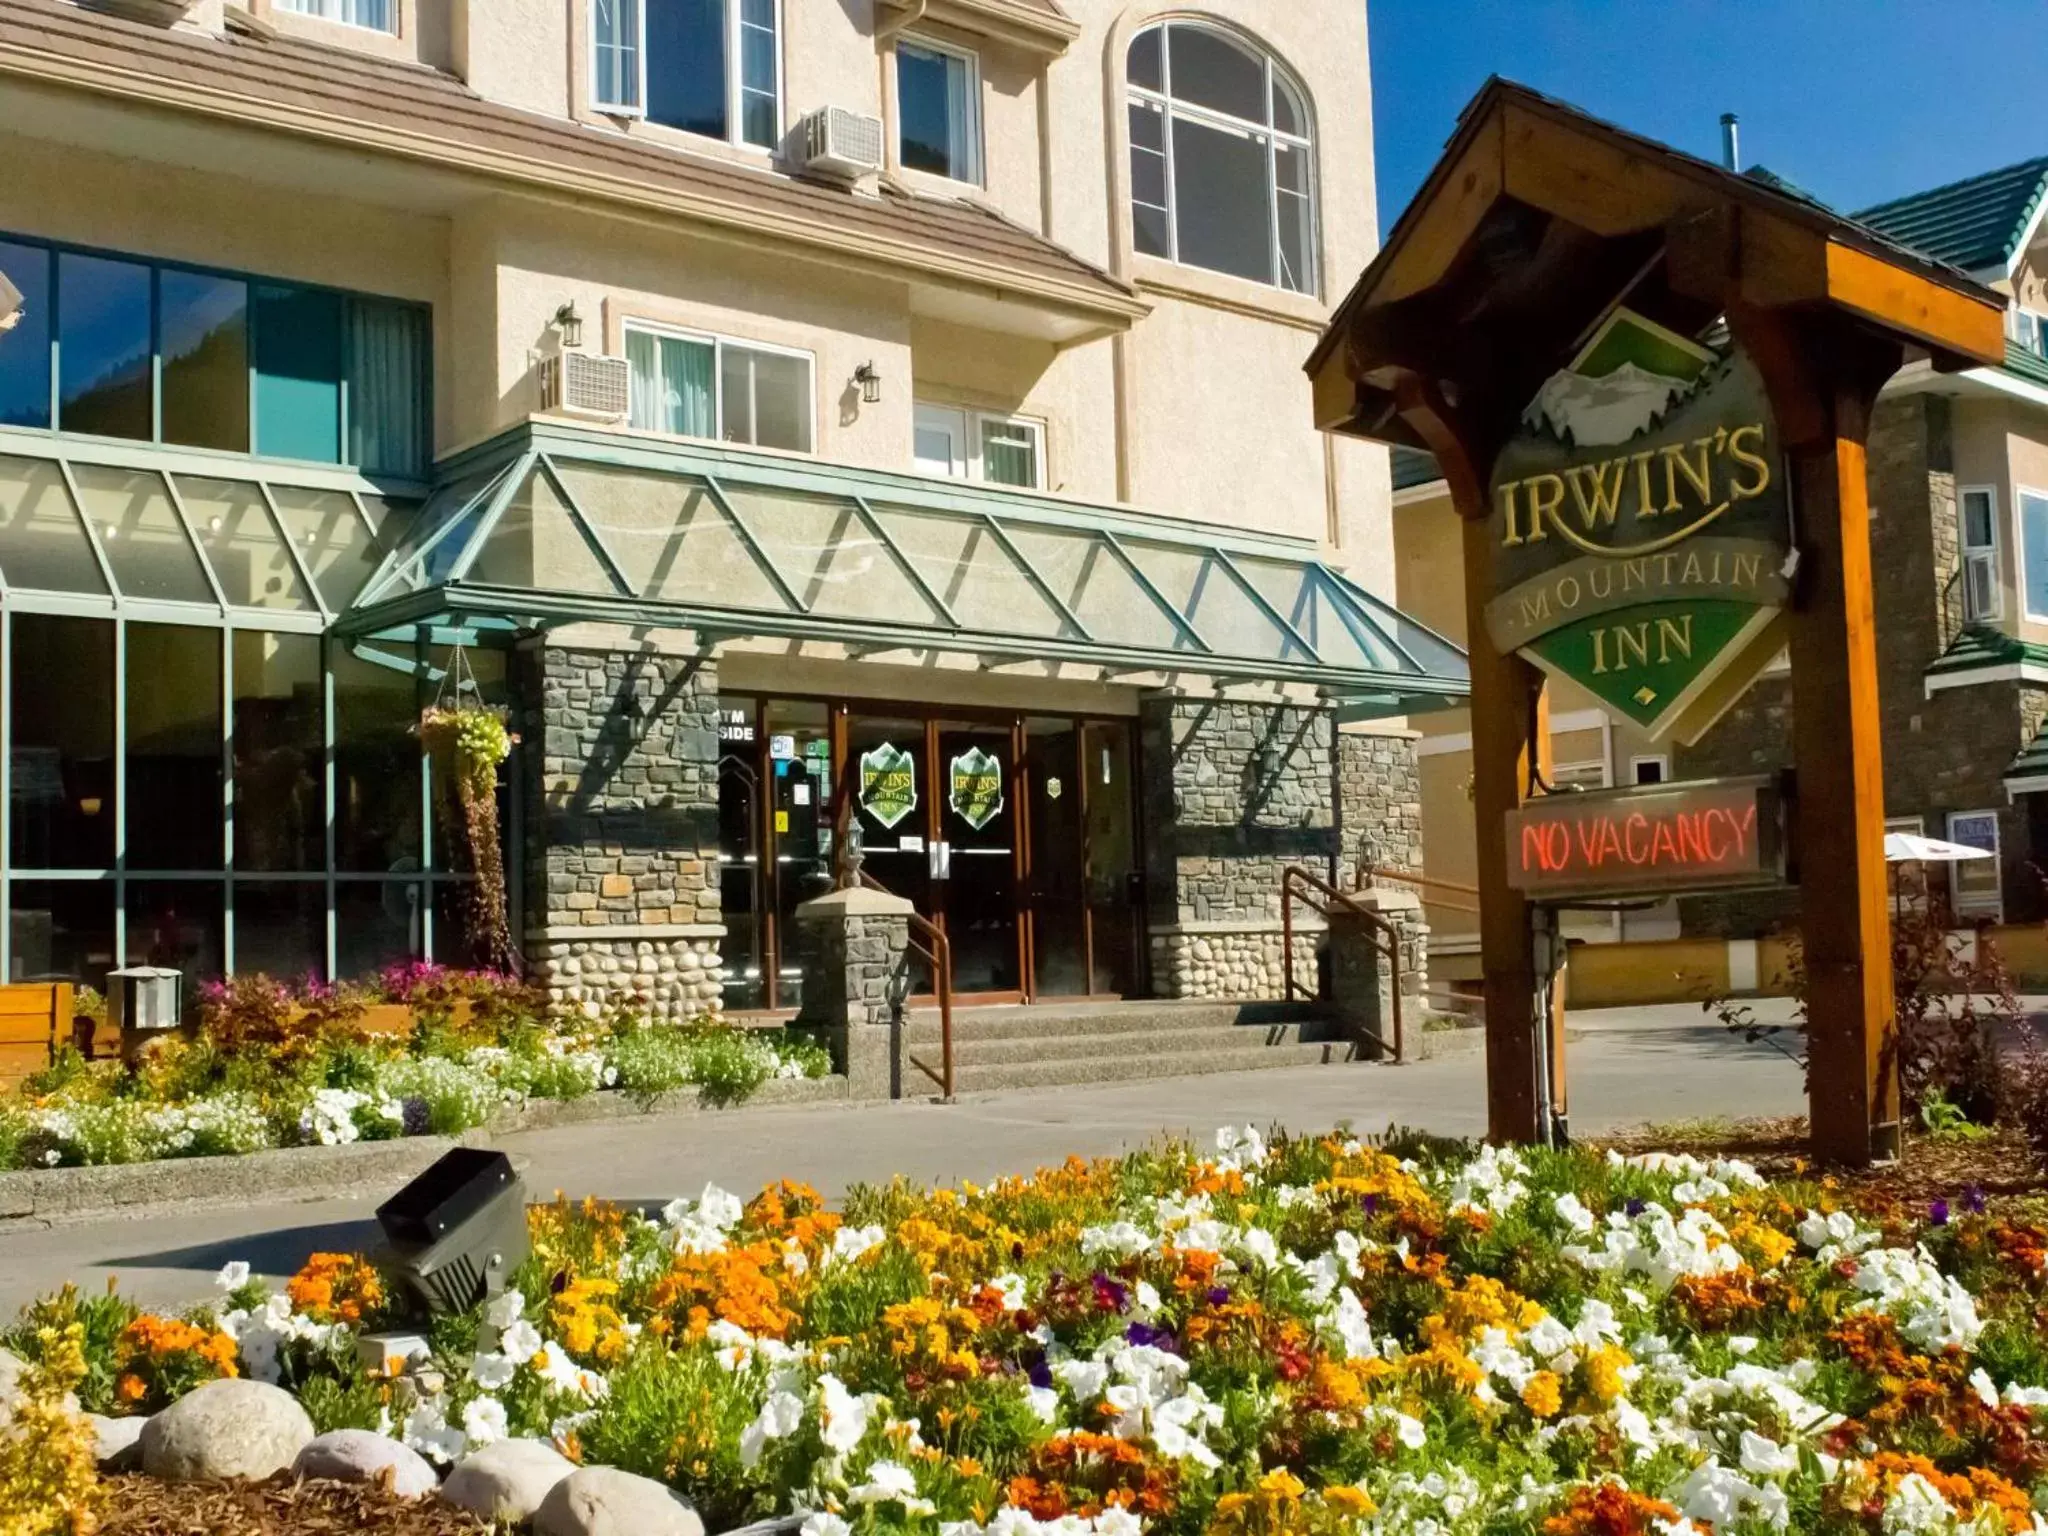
[[0, 0, 1136, 312], [1856, 156, 2048, 273], [1390, 446, 1442, 492]]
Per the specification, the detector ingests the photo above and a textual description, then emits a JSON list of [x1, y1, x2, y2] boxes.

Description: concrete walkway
[[0, 1005, 1800, 1315]]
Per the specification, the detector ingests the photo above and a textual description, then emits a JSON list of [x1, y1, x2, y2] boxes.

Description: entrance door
[[1083, 720, 1138, 995], [1025, 718, 1087, 995], [846, 713, 933, 927], [935, 720, 1023, 995]]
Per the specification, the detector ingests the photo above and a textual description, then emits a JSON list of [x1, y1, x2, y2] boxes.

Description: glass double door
[[845, 710, 1137, 1002]]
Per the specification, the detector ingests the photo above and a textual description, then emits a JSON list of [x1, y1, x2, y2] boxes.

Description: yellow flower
[[1583, 1345, 1633, 1405], [1324, 1485, 1377, 1518], [1521, 1371, 1563, 1418]]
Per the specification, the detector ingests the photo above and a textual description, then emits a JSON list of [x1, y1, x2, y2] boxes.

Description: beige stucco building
[[0, 0, 1460, 1014]]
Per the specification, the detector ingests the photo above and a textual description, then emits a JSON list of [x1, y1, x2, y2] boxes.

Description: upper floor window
[[0, 236, 430, 478], [1126, 21, 1316, 295], [593, 0, 780, 151], [624, 322, 812, 453], [2014, 307, 2048, 360], [277, 0, 395, 32], [914, 404, 1041, 488], [897, 39, 982, 185], [1959, 486, 2001, 624]]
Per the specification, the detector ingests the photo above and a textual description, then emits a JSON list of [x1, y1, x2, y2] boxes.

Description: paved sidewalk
[[0, 1005, 1800, 1314]]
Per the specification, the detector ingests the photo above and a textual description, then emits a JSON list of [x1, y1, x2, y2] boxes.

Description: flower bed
[[0, 968, 829, 1173], [10, 1126, 2048, 1535]]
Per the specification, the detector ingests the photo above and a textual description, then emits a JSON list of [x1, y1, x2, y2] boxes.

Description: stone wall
[[1337, 730, 1423, 880], [518, 643, 725, 1017], [1141, 697, 1336, 999], [1678, 395, 2048, 932]]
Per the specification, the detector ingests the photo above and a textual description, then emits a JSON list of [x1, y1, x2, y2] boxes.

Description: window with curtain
[[592, 0, 779, 150], [913, 403, 1042, 488], [1126, 21, 1317, 295], [897, 39, 980, 183], [2022, 489, 2048, 621], [277, 0, 395, 32], [626, 325, 811, 452], [0, 232, 430, 477]]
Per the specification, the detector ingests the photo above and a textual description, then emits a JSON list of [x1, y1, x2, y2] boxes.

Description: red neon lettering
[[1623, 813, 1649, 864], [1699, 809, 1726, 862], [1598, 819, 1624, 864], [1575, 816, 1602, 867], [1521, 823, 1546, 873], [1650, 818, 1678, 865], [1731, 803, 1756, 856]]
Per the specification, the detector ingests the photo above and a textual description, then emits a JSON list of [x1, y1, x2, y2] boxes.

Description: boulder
[[85, 1412, 147, 1472], [535, 1467, 705, 1536], [439, 1437, 576, 1523], [139, 1378, 314, 1482], [295, 1428, 439, 1498]]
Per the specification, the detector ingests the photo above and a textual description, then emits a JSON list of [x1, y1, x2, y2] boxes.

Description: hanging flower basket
[[419, 656, 520, 973]]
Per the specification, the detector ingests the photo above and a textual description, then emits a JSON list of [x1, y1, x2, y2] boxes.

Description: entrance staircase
[[901, 998, 1364, 1096]]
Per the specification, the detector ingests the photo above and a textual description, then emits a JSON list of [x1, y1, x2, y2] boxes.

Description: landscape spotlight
[[376, 1147, 529, 1315]]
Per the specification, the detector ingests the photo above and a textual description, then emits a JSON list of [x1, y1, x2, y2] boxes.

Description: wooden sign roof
[[1310, 79, 2007, 450]]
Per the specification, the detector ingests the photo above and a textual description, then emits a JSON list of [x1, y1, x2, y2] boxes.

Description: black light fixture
[[553, 301, 585, 350], [854, 361, 883, 405], [377, 1147, 529, 1315]]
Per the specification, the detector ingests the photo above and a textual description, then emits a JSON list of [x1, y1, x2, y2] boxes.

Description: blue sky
[[1370, 0, 2048, 233]]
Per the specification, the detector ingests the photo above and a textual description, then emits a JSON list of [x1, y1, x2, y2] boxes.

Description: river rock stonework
[[1337, 730, 1423, 879], [519, 644, 724, 1018]]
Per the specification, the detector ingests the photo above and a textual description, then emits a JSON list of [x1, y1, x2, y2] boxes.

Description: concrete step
[[903, 998, 1321, 1044], [943, 1039, 1364, 1095], [935, 1021, 1342, 1067]]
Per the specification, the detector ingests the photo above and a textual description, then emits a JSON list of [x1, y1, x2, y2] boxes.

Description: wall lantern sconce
[[77, 795, 102, 817], [854, 361, 883, 405], [553, 302, 585, 350]]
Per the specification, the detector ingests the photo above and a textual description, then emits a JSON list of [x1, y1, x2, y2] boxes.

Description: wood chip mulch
[[96, 1475, 493, 1535], [1592, 1115, 2047, 1218]]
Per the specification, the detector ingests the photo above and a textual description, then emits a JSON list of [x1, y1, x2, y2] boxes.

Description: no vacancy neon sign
[[1504, 775, 1789, 901]]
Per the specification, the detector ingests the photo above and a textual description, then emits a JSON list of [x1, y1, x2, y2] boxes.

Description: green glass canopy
[[340, 422, 1470, 718]]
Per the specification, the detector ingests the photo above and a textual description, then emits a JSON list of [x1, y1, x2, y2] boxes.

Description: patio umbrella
[[1884, 832, 1993, 863]]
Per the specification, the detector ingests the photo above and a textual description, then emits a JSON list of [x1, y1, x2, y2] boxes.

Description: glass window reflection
[[57, 252, 152, 441], [0, 241, 51, 430], [11, 614, 115, 869], [126, 623, 223, 871], [233, 631, 323, 872], [159, 271, 249, 452]]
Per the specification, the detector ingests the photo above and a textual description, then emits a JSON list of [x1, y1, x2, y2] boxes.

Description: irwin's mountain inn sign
[[1484, 309, 1795, 742]]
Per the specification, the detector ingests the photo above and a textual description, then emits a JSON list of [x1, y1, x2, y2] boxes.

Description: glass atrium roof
[[341, 423, 1468, 717]]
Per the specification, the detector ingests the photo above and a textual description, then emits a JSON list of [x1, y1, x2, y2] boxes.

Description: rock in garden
[[139, 1378, 314, 1482], [295, 1427, 439, 1498], [535, 1467, 705, 1536], [86, 1411, 147, 1471], [439, 1437, 576, 1522]]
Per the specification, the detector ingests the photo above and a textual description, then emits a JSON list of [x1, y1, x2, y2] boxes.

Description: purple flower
[[400, 1097, 433, 1137], [1929, 1199, 1950, 1227], [1206, 1285, 1230, 1307], [1964, 1185, 1988, 1215], [1125, 1321, 1176, 1350], [1625, 1197, 1647, 1218], [1360, 1193, 1381, 1216], [1091, 1274, 1129, 1313], [1026, 1359, 1053, 1390], [1012, 1242, 1026, 1263]]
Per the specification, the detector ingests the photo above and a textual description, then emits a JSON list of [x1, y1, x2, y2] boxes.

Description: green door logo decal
[[858, 743, 918, 830], [948, 746, 1005, 831], [1484, 308, 1796, 742]]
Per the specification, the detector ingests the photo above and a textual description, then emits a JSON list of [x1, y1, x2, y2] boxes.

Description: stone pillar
[[1141, 697, 1335, 999], [1336, 730, 1423, 881], [1328, 888, 1427, 1060], [518, 643, 725, 1019], [791, 886, 913, 1100]]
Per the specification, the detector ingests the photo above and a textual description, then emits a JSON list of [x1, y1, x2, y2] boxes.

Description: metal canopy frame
[[341, 421, 1469, 715]]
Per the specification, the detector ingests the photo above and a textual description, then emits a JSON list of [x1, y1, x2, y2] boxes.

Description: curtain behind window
[[592, 0, 642, 111], [627, 330, 714, 438], [946, 50, 977, 182], [347, 298, 428, 478]]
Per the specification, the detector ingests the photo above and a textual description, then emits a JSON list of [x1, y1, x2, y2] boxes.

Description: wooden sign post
[[1310, 83, 2005, 1164]]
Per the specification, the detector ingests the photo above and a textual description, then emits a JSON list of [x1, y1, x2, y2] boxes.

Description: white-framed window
[[1959, 485, 2001, 624], [277, 0, 395, 30], [896, 37, 982, 185], [591, 0, 781, 151], [1551, 760, 1609, 792], [1946, 809, 2003, 918], [1629, 755, 1669, 786], [1126, 20, 1317, 295], [2016, 485, 2048, 621], [2013, 307, 2048, 359], [623, 322, 813, 453], [913, 404, 1044, 488]]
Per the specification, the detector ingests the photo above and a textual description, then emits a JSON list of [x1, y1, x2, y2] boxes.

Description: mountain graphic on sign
[[1521, 308, 1720, 448]]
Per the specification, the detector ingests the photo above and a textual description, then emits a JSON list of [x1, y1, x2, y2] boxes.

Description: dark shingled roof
[[1390, 446, 1443, 492], [0, 0, 1134, 306], [1857, 156, 2048, 274]]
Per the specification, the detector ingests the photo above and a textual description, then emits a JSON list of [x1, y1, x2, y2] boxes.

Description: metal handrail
[[1358, 862, 1483, 916], [854, 870, 955, 1101], [1280, 866, 1404, 1063]]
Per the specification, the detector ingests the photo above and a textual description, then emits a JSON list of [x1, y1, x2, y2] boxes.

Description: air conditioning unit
[[539, 351, 630, 422], [799, 106, 884, 181]]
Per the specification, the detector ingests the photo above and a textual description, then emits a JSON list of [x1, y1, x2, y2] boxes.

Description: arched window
[[1126, 20, 1315, 295]]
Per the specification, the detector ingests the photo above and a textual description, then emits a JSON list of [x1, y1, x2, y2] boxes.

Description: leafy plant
[[1919, 1090, 1993, 1143], [419, 694, 519, 975]]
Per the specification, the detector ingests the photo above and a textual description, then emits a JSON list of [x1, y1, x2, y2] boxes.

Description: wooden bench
[[0, 982, 73, 1091]]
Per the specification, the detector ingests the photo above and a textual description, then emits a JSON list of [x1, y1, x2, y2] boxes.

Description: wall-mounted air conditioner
[[799, 107, 884, 181], [539, 352, 630, 422]]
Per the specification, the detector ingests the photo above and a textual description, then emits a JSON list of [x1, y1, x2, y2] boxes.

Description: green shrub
[[3, 1282, 141, 1415], [606, 1026, 699, 1103], [688, 1029, 772, 1107]]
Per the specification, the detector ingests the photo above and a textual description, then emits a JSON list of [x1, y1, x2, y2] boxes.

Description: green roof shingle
[[1856, 156, 2048, 273]]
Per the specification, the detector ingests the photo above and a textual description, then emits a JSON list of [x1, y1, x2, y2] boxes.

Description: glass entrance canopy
[[340, 422, 1468, 716]]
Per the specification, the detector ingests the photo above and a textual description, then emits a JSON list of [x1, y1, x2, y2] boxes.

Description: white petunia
[[461, 1396, 508, 1448], [818, 1373, 878, 1455], [847, 1459, 934, 1514], [484, 1290, 526, 1330], [739, 1389, 805, 1469], [469, 1351, 517, 1389], [800, 1517, 851, 1536], [498, 1319, 544, 1364], [215, 1261, 251, 1291]]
